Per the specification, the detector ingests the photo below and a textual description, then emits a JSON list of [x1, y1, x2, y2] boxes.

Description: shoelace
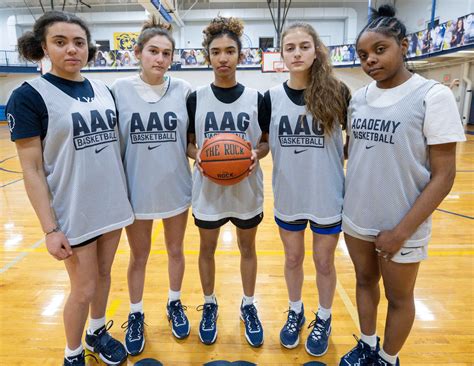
[[344, 334, 373, 361], [121, 314, 147, 339], [170, 302, 188, 326], [196, 303, 217, 328], [307, 316, 326, 341], [242, 304, 261, 332], [283, 310, 300, 334], [93, 320, 123, 355]]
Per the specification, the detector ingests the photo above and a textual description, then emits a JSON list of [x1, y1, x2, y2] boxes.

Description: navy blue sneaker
[[63, 351, 97, 366], [85, 320, 127, 365], [280, 305, 306, 348], [167, 300, 191, 339], [305, 314, 331, 356], [374, 353, 400, 366], [197, 302, 218, 345], [121, 312, 145, 356], [240, 302, 264, 347], [339, 335, 380, 366]]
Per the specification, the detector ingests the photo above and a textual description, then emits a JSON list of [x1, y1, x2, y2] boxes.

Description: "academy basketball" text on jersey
[[351, 117, 401, 145]]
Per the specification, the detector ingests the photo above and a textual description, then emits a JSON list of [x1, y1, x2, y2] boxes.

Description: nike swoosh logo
[[95, 146, 108, 153], [400, 251, 414, 256], [365, 145, 375, 149], [148, 144, 162, 150], [294, 149, 308, 154]]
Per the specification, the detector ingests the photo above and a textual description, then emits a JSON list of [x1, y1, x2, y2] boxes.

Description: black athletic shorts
[[194, 212, 264, 230]]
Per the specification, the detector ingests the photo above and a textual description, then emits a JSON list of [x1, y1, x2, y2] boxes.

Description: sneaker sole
[[198, 328, 217, 345], [124, 338, 145, 356], [84, 342, 127, 365], [171, 324, 191, 339], [240, 314, 264, 348], [304, 339, 329, 357], [280, 318, 305, 349]]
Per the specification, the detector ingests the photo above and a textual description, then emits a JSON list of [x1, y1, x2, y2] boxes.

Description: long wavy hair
[[281, 23, 350, 132]]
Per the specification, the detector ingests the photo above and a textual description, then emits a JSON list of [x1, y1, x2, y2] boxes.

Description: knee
[[313, 255, 335, 277], [200, 243, 217, 259], [71, 282, 96, 305], [386, 291, 415, 310], [167, 245, 184, 262], [130, 251, 150, 268], [355, 271, 380, 288], [285, 253, 304, 270], [239, 243, 256, 259]]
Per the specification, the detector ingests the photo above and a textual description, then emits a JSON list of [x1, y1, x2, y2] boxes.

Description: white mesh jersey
[[27, 77, 134, 246], [111, 76, 192, 219], [343, 78, 446, 247], [269, 84, 344, 224], [192, 85, 263, 221]]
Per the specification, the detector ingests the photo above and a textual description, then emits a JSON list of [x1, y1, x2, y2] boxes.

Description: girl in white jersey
[[266, 23, 350, 356], [186, 16, 270, 348], [111, 17, 192, 356], [339, 6, 466, 366], [6, 11, 134, 366]]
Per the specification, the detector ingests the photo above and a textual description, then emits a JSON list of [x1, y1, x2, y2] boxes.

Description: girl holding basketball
[[265, 23, 350, 356], [111, 16, 192, 355], [186, 16, 269, 348], [6, 11, 134, 366], [340, 5, 465, 366]]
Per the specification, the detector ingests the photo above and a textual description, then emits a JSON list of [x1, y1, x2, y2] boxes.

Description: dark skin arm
[[375, 143, 457, 259]]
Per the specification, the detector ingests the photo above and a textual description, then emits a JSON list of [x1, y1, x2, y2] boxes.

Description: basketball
[[200, 134, 253, 186]]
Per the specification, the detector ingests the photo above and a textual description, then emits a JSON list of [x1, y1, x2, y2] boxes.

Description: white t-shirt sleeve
[[423, 84, 466, 145]]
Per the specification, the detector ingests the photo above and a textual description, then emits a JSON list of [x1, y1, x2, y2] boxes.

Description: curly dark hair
[[17, 10, 96, 63], [202, 16, 244, 62]]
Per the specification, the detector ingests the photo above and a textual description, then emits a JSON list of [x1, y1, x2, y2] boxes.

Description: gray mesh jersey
[[343, 79, 439, 247], [192, 85, 263, 221], [111, 76, 192, 219], [269, 84, 344, 224], [27, 77, 134, 246]]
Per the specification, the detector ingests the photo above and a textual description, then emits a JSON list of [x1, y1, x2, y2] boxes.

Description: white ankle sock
[[65, 344, 83, 358], [317, 305, 331, 321], [242, 295, 254, 306], [130, 300, 143, 314], [87, 316, 106, 334], [204, 293, 217, 304], [168, 289, 181, 303], [379, 348, 398, 365], [289, 300, 303, 314], [361, 332, 378, 348]]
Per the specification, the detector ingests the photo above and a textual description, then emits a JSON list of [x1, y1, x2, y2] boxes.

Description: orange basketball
[[200, 134, 253, 186]]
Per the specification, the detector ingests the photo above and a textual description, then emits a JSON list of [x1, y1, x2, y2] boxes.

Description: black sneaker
[[121, 312, 146, 356], [85, 320, 127, 365]]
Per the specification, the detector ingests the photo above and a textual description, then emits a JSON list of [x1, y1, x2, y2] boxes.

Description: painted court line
[[336, 279, 359, 328], [436, 208, 474, 220], [0, 238, 44, 274], [0, 178, 23, 188]]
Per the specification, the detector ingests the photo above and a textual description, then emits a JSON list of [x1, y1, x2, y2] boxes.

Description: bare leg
[[236, 226, 258, 296], [312, 232, 338, 309], [163, 210, 188, 291], [279, 228, 305, 301], [198, 227, 220, 296]]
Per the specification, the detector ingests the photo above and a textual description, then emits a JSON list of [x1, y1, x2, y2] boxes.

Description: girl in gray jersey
[[186, 16, 269, 348], [339, 6, 466, 366], [267, 23, 350, 357], [7, 11, 133, 366], [111, 17, 192, 356]]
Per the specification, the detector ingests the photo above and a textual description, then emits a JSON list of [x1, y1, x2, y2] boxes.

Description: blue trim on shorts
[[310, 223, 342, 234], [274, 216, 307, 231]]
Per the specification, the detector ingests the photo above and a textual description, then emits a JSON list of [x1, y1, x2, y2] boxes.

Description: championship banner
[[113, 32, 140, 50]]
